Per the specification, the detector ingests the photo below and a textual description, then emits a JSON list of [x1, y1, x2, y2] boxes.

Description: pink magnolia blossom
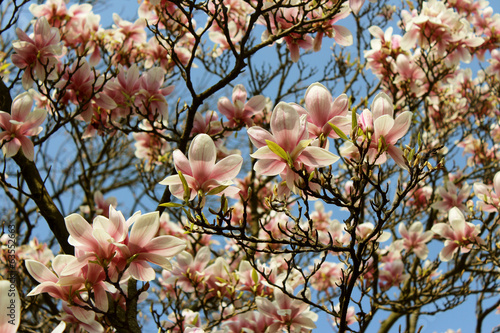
[[191, 110, 223, 136], [160, 133, 243, 201], [431, 207, 485, 261], [256, 287, 318, 332], [223, 311, 275, 333], [0, 280, 20, 333], [431, 181, 470, 212], [55, 302, 105, 333], [297, 82, 351, 140], [133, 120, 171, 162], [0, 92, 47, 160], [64, 207, 186, 281], [25, 255, 87, 306], [393, 222, 434, 260], [11, 17, 63, 89], [310, 260, 345, 291], [79, 190, 118, 218], [260, 5, 313, 63], [165, 246, 211, 292], [217, 84, 266, 127], [310, 3, 353, 51], [136, 67, 175, 122], [400, 0, 484, 66], [341, 92, 412, 169], [378, 260, 409, 291], [474, 171, 500, 212], [247, 101, 339, 193], [114, 211, 186, 281]]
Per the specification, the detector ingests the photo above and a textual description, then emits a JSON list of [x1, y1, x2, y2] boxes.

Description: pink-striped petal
[[254, 159, 286, 176], [247, 126, 275, 148], [144, 235, 186, 257], [298, 146, 339, 167], [188, 134, 216, 181], [129, 212, 160, 249], [25, 260, 58, 283], [371, 92, 394, 119], [211, 155, 243, 182]]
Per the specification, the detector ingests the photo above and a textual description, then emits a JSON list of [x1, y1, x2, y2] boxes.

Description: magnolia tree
[[1, 0, 500, 332]]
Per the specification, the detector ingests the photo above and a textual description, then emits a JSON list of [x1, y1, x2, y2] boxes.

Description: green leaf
[[329, 123, 349, 141], [417, 132, 422, 148], [178, 171, 190, 202], [351, 110, 357, 130], [408, 147, 415, 162], [159, 202, 185, 208], [207, 185, 229, 196], [252, 268, 259, 284], [266, 140, 289, 161]]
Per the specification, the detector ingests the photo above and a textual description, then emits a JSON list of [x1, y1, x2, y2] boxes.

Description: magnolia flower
[[217, 84, 266, 127], [298, 82, 351, 140], [160, 133, 243, 200], [0, 92, 47, 160], [256, 287, 318, 332], [474, 171, 500, 212], [65, 208, 187, 282], [11, 17, 63, 89], [247, 101, 339, 193], [378, 260, 409, 291], [431, 207, 485, 262], [431, 181, 470, 212], [341, 92, 412, 169], [394, 222, 434, 260]]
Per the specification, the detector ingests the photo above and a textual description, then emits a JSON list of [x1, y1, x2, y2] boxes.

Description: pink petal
[[250, 146, 281, 160], [270, 102, 301, 151], [129, 212, 160, 249], [246, 95, 266, 112], [349, 0, 365, 14], [3, 138, 21, 158], [188, 134, 216, 181], [144, 235, 186, 257], [247, 126, 275, 148], [210, 155, 243, 182], [0, 112, 12, 129], [374, 114, 395, 138], [232, 84, 248, 104], [305, 83, 333, 126], [253, 159, 286, 176], [439, 242, 458, 262], [298, 146, 339, 167], [217, 97, 236, 118], [65, 213, 97, 251], [128, 260, 156, 281], [19, 136, 35, 161], [494, 172, 500, 194], [172, 149, 192, 176], [25, 260, 58, 283], [21, 109, 47, 135], [387, 145, 408, 170], [52, 254, 78, 276], [11, 92, 33, 121], [385, 111, 412, 143], [93, 284, 109, 312], [332, 25, 353, 46], [371, 92, 394, 119]]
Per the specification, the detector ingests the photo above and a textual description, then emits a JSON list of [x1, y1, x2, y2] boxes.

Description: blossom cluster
[[25, 207, 186, 332]]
